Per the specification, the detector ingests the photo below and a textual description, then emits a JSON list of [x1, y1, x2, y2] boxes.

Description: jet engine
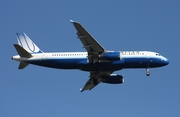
[[99, 51, 121, 61], [102, 74, 124, 84]]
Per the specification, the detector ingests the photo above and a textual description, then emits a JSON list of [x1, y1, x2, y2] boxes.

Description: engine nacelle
[[100, 51, 121, 61], [102, 74, 124, 84]]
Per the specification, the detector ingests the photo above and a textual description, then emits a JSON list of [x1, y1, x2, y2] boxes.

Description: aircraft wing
[[71, 20, 106, 63], [80, 71, 112, 92]]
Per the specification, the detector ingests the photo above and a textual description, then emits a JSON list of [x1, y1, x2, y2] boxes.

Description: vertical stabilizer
[[16, 33, 43, 53]]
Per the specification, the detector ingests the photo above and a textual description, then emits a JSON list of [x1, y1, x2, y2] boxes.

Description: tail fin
[[16, 33, 43, 54]]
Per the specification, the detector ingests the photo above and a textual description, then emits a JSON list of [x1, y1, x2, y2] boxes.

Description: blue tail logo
[[16, 33, 43, 53]]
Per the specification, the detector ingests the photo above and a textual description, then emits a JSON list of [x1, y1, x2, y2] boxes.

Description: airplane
[[12, 20, 169, 92]]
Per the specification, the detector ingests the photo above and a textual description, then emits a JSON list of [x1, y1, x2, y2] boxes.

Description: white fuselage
[[12, 51, 169, 71]]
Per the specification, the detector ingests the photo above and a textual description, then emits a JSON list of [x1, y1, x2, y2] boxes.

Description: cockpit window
[[156, 53, 160, 56]]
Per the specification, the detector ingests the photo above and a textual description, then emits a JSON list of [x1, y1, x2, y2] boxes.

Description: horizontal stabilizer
[[18, 62, 29, 69], [13, 44, 32, 58]]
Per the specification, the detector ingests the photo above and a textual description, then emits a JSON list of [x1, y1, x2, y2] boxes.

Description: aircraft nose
[[163, 57, 169, 65], [165, 58, 169, 65]]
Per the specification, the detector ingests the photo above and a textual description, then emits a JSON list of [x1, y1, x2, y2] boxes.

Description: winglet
[[70, 19, 75, 23], [79, 88, 83, 92]]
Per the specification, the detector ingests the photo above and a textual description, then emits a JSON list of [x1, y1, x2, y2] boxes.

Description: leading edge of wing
[[70, 20, 105, 53]]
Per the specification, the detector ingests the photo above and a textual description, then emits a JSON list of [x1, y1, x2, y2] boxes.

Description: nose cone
[[163, 57, 169, 66], [166, 59, 169, 65]]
